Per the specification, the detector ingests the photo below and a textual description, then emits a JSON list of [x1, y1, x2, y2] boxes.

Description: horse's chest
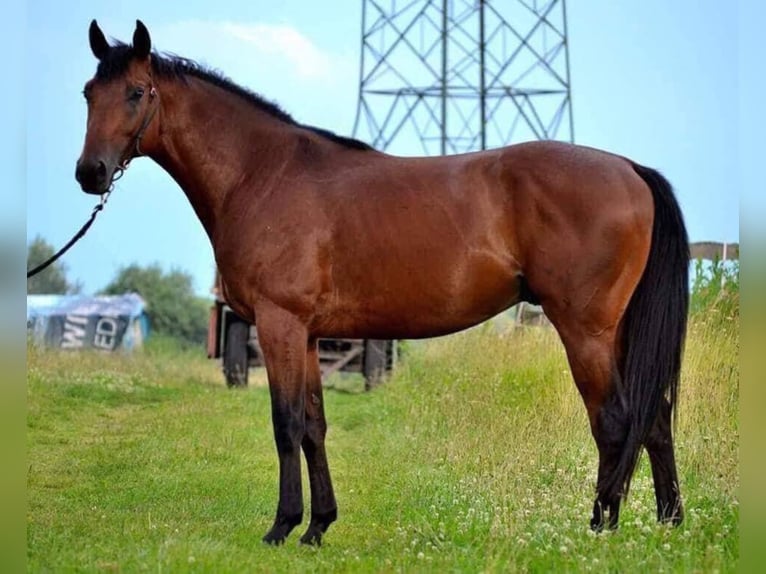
[[215, 236, 325, 322]]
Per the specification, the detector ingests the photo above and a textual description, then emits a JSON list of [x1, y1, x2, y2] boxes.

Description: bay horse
[[76, 20, 688, 545]]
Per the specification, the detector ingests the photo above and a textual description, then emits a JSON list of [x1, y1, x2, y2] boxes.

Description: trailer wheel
[[224, 318, 249, 388], [363, 339, 391, 390]]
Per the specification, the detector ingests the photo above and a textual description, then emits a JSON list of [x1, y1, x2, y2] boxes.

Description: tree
[[27, 236, 81, 294], [101, 263, 210, 345]]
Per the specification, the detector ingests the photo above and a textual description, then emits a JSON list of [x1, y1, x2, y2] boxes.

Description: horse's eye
[[129, 87, 145, 101]]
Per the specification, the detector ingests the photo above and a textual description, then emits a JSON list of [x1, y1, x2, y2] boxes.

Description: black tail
[[603, 163, 689, 501]]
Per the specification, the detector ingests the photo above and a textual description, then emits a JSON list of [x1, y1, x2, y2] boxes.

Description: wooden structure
[[689, 241, 738, 261]]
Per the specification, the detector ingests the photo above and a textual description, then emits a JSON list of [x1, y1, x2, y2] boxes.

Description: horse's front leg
[[256, 305, 308, 545], [299, 339, 337, 545]]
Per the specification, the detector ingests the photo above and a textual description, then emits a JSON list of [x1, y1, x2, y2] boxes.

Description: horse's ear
[[132, 20, 151, 60], [89, 20, 110, 61]]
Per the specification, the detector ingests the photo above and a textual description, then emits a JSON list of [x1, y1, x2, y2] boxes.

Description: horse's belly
[[312, 254, 523, 339]]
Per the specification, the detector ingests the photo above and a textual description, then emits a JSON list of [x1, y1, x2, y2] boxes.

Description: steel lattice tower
[[353, 0, 574, 155]]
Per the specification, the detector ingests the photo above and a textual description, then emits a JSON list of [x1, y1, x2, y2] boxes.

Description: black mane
[[95, 42, 373, 151]]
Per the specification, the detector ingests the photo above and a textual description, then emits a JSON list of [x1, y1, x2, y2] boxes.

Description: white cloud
[[155, 20, 339, 83], [220, 22, 332, 80]]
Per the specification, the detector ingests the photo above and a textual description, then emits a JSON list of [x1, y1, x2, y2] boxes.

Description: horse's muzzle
[[75, 158, 111, 195]]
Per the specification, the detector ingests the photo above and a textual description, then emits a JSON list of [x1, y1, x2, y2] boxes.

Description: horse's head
[[76, 20, 159, 194]]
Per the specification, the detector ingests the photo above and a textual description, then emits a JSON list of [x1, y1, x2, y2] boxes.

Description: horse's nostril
[[75, 161, 86, 183], [96, 161, 107, 178]]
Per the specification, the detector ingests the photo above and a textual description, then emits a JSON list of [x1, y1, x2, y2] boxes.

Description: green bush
[[101, 264, 210, 347]]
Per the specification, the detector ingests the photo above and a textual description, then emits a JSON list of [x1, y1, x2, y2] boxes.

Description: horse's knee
[[303, 418, 326, 454], [272, 404, 306, 455]]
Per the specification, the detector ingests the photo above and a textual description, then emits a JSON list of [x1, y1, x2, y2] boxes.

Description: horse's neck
[[148, 78, 296, 240]]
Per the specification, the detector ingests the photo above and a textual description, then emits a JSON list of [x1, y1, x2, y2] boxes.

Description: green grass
[[27, 317, 738, 572]]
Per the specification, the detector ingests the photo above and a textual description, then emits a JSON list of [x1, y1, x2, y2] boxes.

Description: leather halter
[[111, 85, 159, 187]]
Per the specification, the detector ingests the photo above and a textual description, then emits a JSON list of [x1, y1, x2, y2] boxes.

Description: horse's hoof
[[262, 529, 287, 545], [590, 512, 619, 532], [299, 528, 322, 546], [658, 508, 684, 527], [298, 510, 336, 546], [261, 511, 303, 545], [261, 526, 287, 546], [590, 517, 604, 533], [590, 503, 605, 532]]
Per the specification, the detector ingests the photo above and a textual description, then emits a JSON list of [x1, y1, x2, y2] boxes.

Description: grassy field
[[27, 316, 738, 572]]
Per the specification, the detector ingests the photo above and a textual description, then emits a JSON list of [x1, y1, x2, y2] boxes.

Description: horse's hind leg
[[590, 380, 628, 531], [644, 399, 683, 525], [299, 339, 337, 545], [548, 315, 627, 531], [255, 306, 308, 544]]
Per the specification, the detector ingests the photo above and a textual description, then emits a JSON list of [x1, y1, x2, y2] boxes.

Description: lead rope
[[26, 192, 110, 278]]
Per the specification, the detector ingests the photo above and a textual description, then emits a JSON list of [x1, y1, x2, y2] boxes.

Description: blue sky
[[25, 1, 745, 297]]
